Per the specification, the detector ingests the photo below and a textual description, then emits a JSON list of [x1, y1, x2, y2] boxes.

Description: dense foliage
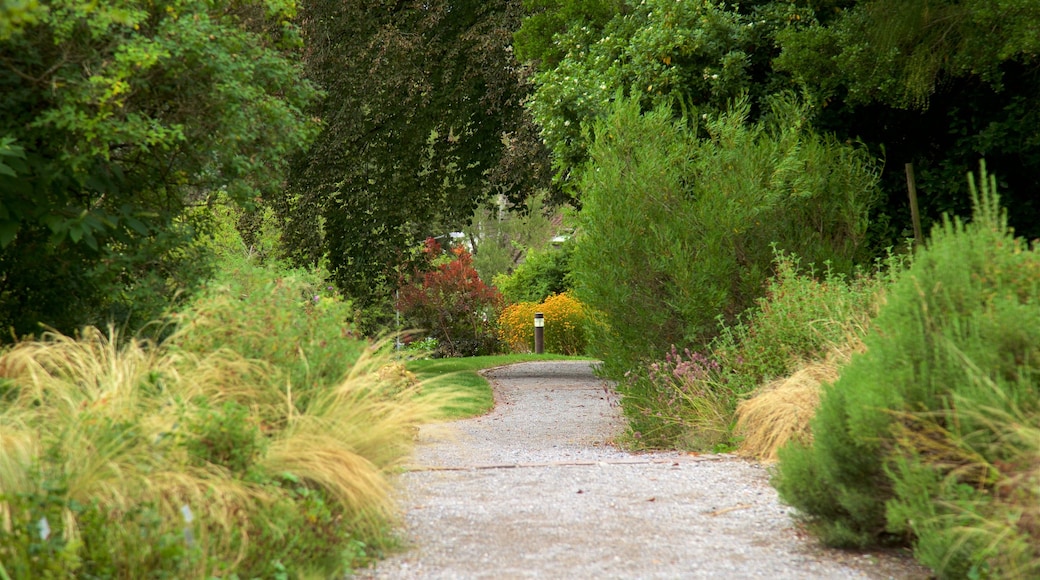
[[279, 0, 554, 315], [0, 0, 319, 337], [0, 256, 447, 577], [498, 292, 587, 356], [774, 168, 1040, 577], [572, 95, 877, 380], [775, 0, 1040, 242], [494, 239, 574, 304], [397, 239, 502, 358]]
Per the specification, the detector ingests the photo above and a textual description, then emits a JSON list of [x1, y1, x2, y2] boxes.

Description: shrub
[[497, 292, 588, 355], [711, 250, 886, 398], [572, 95, 878, 383], [773, 165, 1040, 577], [169, 255, 364, 409], [618, 345, 731, 450], [397, 239, 502, 357], [493, 240, 574, 304], [619, 249, 885, 451]]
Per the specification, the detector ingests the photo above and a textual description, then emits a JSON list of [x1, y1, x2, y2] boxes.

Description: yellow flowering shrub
[[497, 292, 587, 355]]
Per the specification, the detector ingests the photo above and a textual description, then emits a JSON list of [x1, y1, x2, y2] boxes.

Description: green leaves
[[279, 0, 550, 313], [0, 0, 319, 337]]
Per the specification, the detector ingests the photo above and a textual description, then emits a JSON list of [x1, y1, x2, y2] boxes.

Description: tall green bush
[[773, 165, 1040, 577], [494, 239, 575, 304], [572, 95, 878, 381]]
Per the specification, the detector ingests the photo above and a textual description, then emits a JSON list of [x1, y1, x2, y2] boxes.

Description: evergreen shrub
[[773, 166, 1040, 577], [571, 95, 878, 383]]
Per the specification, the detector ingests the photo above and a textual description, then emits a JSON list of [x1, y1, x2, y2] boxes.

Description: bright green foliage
[[774, 165, 1040, 576], [0, 0, 42, 39], [523, 0, 811, 185], [0, 0, 319, 338], [467, 192, 562, 285], [0, 267, 440, 577], [494, 239, 574, 304], [712, 251, 887, 396], [572, 95, 877, 381], [619, 250, 887, 450], [170, 256, 363, 408]]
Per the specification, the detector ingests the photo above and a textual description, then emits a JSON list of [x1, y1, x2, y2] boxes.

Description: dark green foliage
[[495, 240, 574, 304], [513, 0, 625, 67], [773, 165, 1040, 575], [280, 0, 553, 311], [572, 95, 878, 381], [776, 0, 1040, 245], [0, 0, 319, 339]]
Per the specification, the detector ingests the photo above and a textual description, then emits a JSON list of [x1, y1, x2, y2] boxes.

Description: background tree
[[0, 0, 319, 337], [518, 0, 813, 191], [775, 0, 1040, 243], [280, 0, 554, 321]]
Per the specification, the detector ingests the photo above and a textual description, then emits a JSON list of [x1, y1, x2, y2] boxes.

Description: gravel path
[[357, 360, 928, 579]]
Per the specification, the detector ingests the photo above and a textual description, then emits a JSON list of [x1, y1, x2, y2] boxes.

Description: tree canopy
[[0, 0, 319, 336], [278, 0, 554, 313], [516, 0, 1040, 246]]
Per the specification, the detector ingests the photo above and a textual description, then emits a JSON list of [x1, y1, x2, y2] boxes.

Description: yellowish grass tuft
[[735, 342, 862, 462], [0, 327, 460, 576]]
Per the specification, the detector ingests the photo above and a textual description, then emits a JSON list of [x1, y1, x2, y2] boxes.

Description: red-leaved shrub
[[397, 239, 501, 357]]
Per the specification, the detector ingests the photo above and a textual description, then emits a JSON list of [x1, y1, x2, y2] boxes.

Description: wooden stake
[[905, 163, 923, 247]]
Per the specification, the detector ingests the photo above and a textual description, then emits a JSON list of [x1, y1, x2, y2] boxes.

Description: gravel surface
[[356, 360, 929, 579]]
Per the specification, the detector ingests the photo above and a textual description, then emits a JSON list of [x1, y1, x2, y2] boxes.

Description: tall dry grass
[[735, 341, 862, 462], [0, 326, 452, 577]]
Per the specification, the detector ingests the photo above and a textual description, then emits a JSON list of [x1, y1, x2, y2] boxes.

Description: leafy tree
[[464, 191, 562, 286], [776, 0, 1040, 243], [279, 0, 553, 315], [519, 0, 813, 188], [0, 0, 319, 337]]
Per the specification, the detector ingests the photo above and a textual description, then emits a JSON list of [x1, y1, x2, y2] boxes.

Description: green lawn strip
[[408, 354, 595, 418]]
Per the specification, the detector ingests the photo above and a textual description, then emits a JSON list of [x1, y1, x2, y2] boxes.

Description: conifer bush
[[773, 165, 1040, 577], [572, 95, 878, 382]]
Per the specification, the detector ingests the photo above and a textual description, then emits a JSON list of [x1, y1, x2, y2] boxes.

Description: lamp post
[[534, 312, 544, 354]]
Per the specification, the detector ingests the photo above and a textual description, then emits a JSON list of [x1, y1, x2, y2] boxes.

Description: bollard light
[[534, 312, 544, 354]]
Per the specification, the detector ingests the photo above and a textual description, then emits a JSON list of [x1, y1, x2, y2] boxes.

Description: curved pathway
[[357, 361, 927, 579]]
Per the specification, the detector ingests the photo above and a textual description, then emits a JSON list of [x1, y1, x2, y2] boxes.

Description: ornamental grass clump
[[773, 164, 1040, 578], [734, 342, 860, 462], [0, 265, 455, 577]]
